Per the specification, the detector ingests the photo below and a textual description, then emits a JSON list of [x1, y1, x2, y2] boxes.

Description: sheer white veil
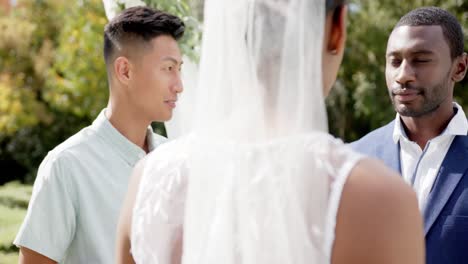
[[167, 0, 327, 139], [177, 0, 332, 263]]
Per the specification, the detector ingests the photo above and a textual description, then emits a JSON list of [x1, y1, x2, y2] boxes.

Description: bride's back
[[129, 132, 424, 264], [132, 132, 358, 263]]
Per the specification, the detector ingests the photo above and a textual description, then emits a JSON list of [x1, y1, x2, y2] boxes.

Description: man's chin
[[151, 114, 171, 123], [159, 113, 173, 122], [395, 104, 420, 117], [396, 107, 428, 118]]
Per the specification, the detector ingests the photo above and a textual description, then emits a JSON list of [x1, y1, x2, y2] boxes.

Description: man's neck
[[106, 101, 150, 153], [400, 104, 455, 150]]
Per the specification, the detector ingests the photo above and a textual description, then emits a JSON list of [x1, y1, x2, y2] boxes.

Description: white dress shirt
[[392, 103, 468, 210]]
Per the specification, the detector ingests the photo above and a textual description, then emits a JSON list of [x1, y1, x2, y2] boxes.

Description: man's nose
[[395, 60, 416, 86]]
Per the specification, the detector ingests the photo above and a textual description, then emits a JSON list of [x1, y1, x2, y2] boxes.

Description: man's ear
[[327, 5, 347, 54], [452, 52, 468, 83], [114, 56, 131, 85]]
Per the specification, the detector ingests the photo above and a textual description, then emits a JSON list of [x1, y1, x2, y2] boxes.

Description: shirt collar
[[392, 115, 407, 144], [392, 102, 468, 144], [444, 102, 468, 136], [91, 109, 162, 167]]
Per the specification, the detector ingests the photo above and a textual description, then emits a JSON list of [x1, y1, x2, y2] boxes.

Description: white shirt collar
[[392, 102, 468, 144], [91, 109, 160, 166]]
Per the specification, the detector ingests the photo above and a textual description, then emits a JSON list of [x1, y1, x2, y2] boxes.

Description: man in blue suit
[[352, 7, 468, 264]]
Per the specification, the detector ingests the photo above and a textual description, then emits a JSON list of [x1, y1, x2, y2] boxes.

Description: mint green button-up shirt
[[14, 109, 167, 263]]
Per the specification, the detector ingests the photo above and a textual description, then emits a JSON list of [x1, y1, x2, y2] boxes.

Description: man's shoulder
[[350, 121, 395, 153], [44, 125, 99, 166]]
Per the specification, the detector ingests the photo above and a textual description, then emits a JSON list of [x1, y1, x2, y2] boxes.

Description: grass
[[0, 204, 25, 251], [0, 181, 31, 209], [0, 251, 18, 264], [0, 182, 31, 264]]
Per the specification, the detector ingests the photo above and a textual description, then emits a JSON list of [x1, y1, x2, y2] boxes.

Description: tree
[[0, 0, 60, 135], [0, 0, 106, 183], [45, 0, 108, 119]]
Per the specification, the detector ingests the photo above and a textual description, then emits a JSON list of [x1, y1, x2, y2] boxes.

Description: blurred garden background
[[0, 0, 467, 262]]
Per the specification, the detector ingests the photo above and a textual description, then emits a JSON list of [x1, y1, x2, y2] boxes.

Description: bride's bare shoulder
[[331, 158, 425, 264], [116, 138, 191, 264]]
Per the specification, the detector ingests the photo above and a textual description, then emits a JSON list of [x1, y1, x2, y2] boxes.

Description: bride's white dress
[[129, 0, 354, 262], [130, 132, 363, 264]]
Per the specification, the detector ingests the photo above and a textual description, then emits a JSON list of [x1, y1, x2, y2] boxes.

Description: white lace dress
[[131, 132, 363, 264]]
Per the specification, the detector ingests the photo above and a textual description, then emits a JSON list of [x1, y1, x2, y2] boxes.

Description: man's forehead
[[387, 25, 449, 54], [149, 36, 182, 57]]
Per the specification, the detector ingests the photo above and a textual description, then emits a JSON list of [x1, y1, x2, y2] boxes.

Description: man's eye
[[390, 59, 401, 67], [414, 59, 431, 63]]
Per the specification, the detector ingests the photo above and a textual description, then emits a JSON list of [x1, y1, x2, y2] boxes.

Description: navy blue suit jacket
[[352, 121, 468, 264]]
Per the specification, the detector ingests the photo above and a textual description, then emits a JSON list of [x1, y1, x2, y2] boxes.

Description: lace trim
[[323, 149, 364, 262]]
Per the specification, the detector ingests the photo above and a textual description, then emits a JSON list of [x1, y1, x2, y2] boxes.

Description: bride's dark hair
[[249, 0, 342, 119], [326, 0, 346, 12]]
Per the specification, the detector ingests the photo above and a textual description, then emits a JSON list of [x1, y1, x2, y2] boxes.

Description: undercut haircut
[[103, 6, 185, 68]]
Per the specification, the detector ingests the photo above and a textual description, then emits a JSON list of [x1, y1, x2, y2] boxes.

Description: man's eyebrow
[[410, 50, 435, 55], [161, 56, 184, 65], [386, 49, 435, 57]]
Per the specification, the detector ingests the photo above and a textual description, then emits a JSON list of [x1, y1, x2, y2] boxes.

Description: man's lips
[[392, 88, 421, 102], [164, 99, 177, 108]]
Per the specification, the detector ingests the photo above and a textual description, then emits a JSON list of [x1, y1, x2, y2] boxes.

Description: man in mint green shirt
[[14, 6, 185, 263]]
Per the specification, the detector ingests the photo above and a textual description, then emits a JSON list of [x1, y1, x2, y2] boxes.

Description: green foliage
[[0, 76, 49, 135], [0, 1, 59, 135], [0, 0, 104, 183], [327, 0, 468, 141], [45, 0, 108, 118]]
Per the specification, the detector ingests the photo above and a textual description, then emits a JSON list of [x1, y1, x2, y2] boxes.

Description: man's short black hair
[[326, 0, 346, 12], [103, 6, 185, 67], [395, 7, 464, 58]]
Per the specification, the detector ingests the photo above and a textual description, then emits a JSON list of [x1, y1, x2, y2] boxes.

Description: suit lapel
[[423, 136, 468, 236], [381, 121, 401, 173]]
